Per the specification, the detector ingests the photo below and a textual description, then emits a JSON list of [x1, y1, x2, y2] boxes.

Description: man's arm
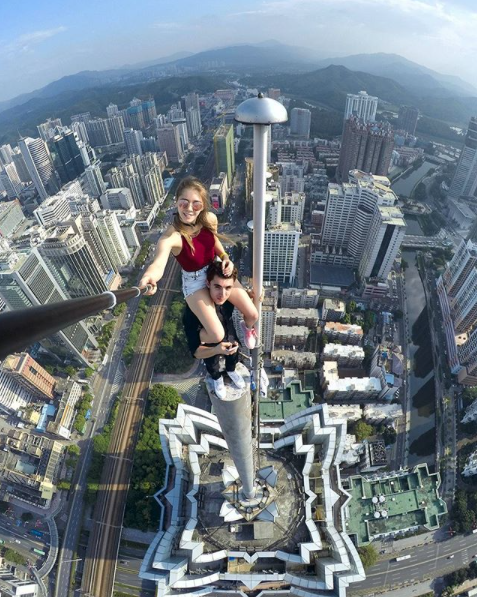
[[194, 342, 238, 360]]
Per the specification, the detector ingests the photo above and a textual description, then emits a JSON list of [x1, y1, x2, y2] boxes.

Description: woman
[[139, 176, 258, 348]]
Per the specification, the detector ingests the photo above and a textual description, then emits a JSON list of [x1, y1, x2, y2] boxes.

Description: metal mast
[[234, 94, 288, 436]]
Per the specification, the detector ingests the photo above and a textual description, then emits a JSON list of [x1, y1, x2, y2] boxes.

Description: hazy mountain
[[312, 53, 477, 98]]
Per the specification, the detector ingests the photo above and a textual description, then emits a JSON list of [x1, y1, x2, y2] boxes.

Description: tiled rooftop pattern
[[345, 464, 447, 546]]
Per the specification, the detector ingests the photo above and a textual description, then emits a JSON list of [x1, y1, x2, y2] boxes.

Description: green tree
[[4, 548, 26, 565], [67, 444, 80, 456], [84, 367, 95, 378], [358, 545, 378, 569], [354, 420, 374, 442], [21, 512, 33, 522], [74, 415, 86, 433], [57, 479, 72, 490], [342, 313, 351, 324], [346, 300, 356, 314], [382, 427, 397, 445], [64, 365, 76, 377]]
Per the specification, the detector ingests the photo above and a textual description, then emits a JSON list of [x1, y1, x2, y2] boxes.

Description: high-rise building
[[127, 98, 146, 130], [34, 192, 72, 227], [71, 120, 89, 144], [85, 162, 107, 197], [261, 286, 278, 353], [448, 117, 477, 199], [18, 136, 59, 201], [337, 117, 394, 183], [209, 173, 229, 211], [397, 105, 419, 135], [95, 210, 130, 268], [214, 124, 235, 184], [443, 239, 477, 297], [290, 108, 311, 139], [2, 352, 56, 400], [0, 144, 14, 166], [39, 220, 111, 297], [11, 149, 31, 183], [449, 267, 477, 334], [85, 119, 112, 147], [0, 364, 30, 413], [157, 124, 184, 163], [0, 200, 25, 238], [268, 88, 281, 100], [100, 188, 134, 211], [281, 288, 319, 309], [142, 98, 157, 126], [107, 115, 125, 144], [279, 162, 305, 193], [0, 163, 22, 199], [106, 103, 119, 118], [144, 165, 165, 205], [344, 91, 378, 123], [171, 118, 189, 152], [185, 107, 202, 139], [49, 130, 85, 184], [263, 222, 301, 284], [37, 118, 63, 142], [123, 128, 144, 156], [0, 249, 97, 364]]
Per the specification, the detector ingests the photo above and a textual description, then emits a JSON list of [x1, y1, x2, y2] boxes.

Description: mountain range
[[0, 42, 476, 144]]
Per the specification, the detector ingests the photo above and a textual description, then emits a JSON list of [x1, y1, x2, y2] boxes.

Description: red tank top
[[174, 227, 216, 272]]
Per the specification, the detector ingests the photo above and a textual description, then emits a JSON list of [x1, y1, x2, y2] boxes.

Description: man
[[183, 261, 246, 399]]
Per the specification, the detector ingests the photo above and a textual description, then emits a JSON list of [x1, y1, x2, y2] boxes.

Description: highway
[[351, 533, 477, 594], [80, 257, 179, 597]]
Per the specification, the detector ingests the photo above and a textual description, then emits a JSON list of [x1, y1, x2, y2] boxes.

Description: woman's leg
[[186, 288, 225, 344], [228, 281, 258, 328]]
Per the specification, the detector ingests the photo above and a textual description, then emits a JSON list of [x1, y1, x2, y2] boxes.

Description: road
[[81, 257, 179, 597], [351, 533, 477, 594], [54, 288, 148, 597]]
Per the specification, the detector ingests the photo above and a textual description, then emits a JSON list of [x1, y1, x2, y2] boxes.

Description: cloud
[[4, 26, 67, 57]]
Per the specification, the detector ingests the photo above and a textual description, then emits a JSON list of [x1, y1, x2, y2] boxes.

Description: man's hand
[[218, 341, 239, 355]]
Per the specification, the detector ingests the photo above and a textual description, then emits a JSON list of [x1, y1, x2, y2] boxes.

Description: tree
[[346, 300, 356, 314], [74, 414, 86, 433], [21, 512, 33, 522], [393, 309, 403, 320], [358, 545, 378, 569], [382, 427, 397, 445], [4, 548, 26, 566], [64, 365, 76, 377], [342, 313, 351, 324], [84, 367, 95, 378], [354, 420, 374, 442], [413, 181, 427, 202], [67, 444, 80, 456]]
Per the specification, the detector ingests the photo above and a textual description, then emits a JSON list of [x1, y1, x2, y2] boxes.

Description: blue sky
[[1, 0, 476, 102]]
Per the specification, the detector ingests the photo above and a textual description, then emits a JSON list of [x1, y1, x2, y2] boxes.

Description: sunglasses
[[178, 199, 203, 211]]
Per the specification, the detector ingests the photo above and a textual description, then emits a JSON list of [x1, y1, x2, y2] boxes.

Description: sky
[[1, 0, 476, 102]]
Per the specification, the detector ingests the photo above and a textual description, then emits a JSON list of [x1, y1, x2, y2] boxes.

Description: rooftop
[[310, 264, 355, 289], [259, 380, 313, 421], [345, 464, 447, 546]]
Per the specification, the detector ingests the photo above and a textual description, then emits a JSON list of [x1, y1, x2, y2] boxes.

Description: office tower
[[0, 163, 22, 199], [281, 288, 319, 309], [0, 249, 97, 364], [290, 108, 311, 139], [107, 115, 125, 144], [85, 162, 107, 198], [140, 137, 157, 153], [157, 124, 184, 163], [279, 162, 305, 193], [0, 144, 14, 165], [448, 268, 477, 334], [337, 117, 394, 182], [443, 239, 477, 297], [448, 117, 477, 199], [95, 211, 130, 268], [0, 200, 25, 238], [264, 223, 301, 284], [2, 352, 55, 400], [124, 171, 145, 208], [49, 130, 85, 184], [397, 105, 419, 135], [11, 149, 31, 183], [214, 124, 235, 184], [18, 136, 59, 201], [34, 192, 72, 227], [184, 107, 201, 139], [123, 128, 144, 156], [39, 220, 110, 297], [71, 120, 89, 144], [209, 173, 229, 210], [106, 103, 119, 118], [37, 117, 63, 142], [182, 92, 200, 112], [358, 204, 406, 279], [100, 188, 134, 210], [344, 91, 378, 123], [268, 88, 281, 100], [77, 141, 96, 168], [85, 118, 112, 147]]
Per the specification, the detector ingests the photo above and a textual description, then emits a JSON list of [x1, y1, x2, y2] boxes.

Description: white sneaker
[[228, 370, 245, 389], [212, 376, 227, 399]]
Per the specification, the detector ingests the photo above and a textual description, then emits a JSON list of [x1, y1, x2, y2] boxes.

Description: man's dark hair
[[206, 260, 238, 282]]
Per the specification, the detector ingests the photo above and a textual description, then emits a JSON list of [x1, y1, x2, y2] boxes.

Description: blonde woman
[[140, 177, 258, 348]]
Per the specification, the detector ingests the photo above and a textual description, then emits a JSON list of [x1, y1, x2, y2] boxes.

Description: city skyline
[[1, 0, 477, 102]]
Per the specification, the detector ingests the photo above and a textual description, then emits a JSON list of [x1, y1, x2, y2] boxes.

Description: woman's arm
[[207, 213, 234, 276], [139, 232, 176, 294]]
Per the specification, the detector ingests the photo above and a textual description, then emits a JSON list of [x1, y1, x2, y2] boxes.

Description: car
[[447, 555, 454, 559]]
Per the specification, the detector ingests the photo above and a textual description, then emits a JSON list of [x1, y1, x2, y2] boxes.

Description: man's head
[[206, 261, 238, 305]]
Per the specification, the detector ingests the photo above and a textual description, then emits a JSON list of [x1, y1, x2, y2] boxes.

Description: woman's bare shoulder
[[205, 212, 218, 229], [159, 226, 181, 245]]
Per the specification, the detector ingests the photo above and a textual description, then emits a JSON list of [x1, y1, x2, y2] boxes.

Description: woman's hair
[[172, 176, 230, 252]]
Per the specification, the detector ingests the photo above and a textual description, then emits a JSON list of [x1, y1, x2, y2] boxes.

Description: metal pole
[[251, 124, 268, 440], [0, 286, 150, 360]]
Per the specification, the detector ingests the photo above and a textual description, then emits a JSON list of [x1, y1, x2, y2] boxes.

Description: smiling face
[[176, 187, 204, 225], [207, 274, 235, 305]]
